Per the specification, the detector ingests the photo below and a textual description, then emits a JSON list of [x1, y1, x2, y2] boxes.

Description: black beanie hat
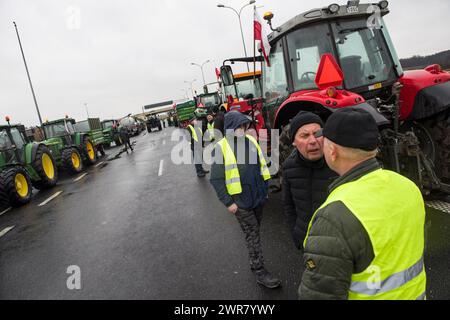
[[290, 111, 324, 142]]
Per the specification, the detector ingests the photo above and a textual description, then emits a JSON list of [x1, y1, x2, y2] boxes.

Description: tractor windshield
[[102, 121, 114, 130], [235, 78, 262, 99], [0, 129, 13, 151], [199, 94, 220, 108], [75, 120, 90, 132], [331, 18, 397, 90], [286, 23, 334, 91], [43, 121, 75, 138]]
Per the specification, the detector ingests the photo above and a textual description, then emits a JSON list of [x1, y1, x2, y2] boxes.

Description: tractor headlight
[[328, 3, 340, 13], [378, 1, 389, 9]]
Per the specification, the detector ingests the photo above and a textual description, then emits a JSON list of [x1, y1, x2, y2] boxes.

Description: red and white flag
[[254, 9, 271, 67]]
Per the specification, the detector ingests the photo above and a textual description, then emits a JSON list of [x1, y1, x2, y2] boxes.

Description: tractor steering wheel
[[300, 72, 317, 82]]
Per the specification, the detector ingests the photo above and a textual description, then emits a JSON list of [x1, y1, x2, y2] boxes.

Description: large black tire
[[422, 110, 450, 182], [0, 166, 32, 207], [61, 147, 83, 175], [82, 136, 97, 165], [32, 144, 58, 190], [279, 124, 294, 171]]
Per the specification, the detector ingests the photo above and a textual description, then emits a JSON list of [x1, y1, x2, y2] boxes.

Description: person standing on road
[[282, 112, 337, 250], [206, 114, 215, 142], [119, 126, 133, 153], [187, 117, 209, 178], [210, 111, 281, 289], [299, 107, 426, 300]]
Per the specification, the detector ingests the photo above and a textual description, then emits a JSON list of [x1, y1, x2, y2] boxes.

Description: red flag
[[215, 67, 221, 80], [254, 9, 271, 67]]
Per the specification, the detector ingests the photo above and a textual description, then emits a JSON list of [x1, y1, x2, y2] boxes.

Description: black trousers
[[235, 206, 265, 271]]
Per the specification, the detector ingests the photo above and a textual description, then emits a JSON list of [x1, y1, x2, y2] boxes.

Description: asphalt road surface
[[0, 128, 449, 300]]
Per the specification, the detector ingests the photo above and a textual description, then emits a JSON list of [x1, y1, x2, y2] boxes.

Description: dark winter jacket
[[210, 112, 269, 210], [298, 159, 380, 300], [282, 150, 337, 249]]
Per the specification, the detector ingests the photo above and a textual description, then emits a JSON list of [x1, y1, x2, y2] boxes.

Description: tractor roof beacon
[[261, 1, 450, 196]]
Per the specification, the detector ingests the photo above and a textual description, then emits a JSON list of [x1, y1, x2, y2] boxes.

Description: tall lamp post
[[84, 103, 90, 118], [190, 59, 210, 87], [217, 0, 256, 71], [13, 21, 44, 126], [184, 79, 197, 98]]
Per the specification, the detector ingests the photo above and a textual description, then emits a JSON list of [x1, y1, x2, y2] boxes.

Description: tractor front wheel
[[32, 144, 58, 190], [0, 166, 32, 207], [82, 137, 97, 165], [62, 147, 83, 175]]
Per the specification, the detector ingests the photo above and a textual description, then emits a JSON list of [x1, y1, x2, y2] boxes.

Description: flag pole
[[252, 5, 257, 138]]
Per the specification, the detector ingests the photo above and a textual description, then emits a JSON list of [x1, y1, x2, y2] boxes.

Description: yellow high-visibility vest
[[187, 125, 199, 142], [207, 122, 215, 141], [304, 168, 426, 300], [217, 134, 271, 195]]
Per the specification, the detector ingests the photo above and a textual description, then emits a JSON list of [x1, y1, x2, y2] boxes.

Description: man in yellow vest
[[187, 117, 209, 178], [299, 107, 426, 300], [206, 114, 215, 142], [210, 111, 281, 289]]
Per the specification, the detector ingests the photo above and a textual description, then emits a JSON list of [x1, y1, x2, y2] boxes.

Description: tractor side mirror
[[220, 65, 234, 86]]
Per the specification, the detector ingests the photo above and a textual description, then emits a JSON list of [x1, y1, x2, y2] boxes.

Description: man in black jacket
[[282, 112, 337, 250], [210, 111, 281, 289]]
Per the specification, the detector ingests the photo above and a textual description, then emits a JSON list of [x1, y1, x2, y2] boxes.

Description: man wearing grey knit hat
[[282, 111, 337, 250]]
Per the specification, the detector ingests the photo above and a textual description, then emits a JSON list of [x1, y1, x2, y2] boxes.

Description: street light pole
[[84, 103, 90, 118], [190, 59, 210, 87], [184, 79, 197, 98], [13, 21, 44, 126], [217, 0, 256, 71]]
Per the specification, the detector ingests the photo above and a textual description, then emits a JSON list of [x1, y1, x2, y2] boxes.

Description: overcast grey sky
[[1, 0, 449, 126]]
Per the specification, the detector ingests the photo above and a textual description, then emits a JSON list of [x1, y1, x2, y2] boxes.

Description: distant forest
[[400, 50, 450, 70]]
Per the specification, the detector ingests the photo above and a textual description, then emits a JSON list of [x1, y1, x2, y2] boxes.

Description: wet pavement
[[0, 127, 449, 299]]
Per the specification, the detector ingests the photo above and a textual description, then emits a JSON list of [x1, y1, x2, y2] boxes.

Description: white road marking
[[73, 173, 88, 182], [38, 191, 63, 207], [158, 160, 164, 176], [0, 226, 15, 238], [95, 161, 104, 168], [0, 207, 12, 217]]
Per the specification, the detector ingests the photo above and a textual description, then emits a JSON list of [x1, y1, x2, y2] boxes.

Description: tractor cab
[[219, 56, 266, 131], [261, 1, 404, 126], [42, 118, 76, 145], [197, 92, 222, 114], [0, 124, 28, 164]]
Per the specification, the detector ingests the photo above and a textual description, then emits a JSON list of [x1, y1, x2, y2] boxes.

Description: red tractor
[[221, 1, 450, 196]]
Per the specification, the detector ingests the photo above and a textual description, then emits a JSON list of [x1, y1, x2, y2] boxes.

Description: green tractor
[[41, 117, 98, 175], [0, 119, 58, 207], [101, 119, 122, 147], [74, 118, 107, 157]]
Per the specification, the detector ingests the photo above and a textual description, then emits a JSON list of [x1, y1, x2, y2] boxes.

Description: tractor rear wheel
[[62, 147, 83, 175], [82, 136, 97, 165], [0, 166, 32, 207], [32, 144, 58, 190], [422, 110, 450, 182]]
